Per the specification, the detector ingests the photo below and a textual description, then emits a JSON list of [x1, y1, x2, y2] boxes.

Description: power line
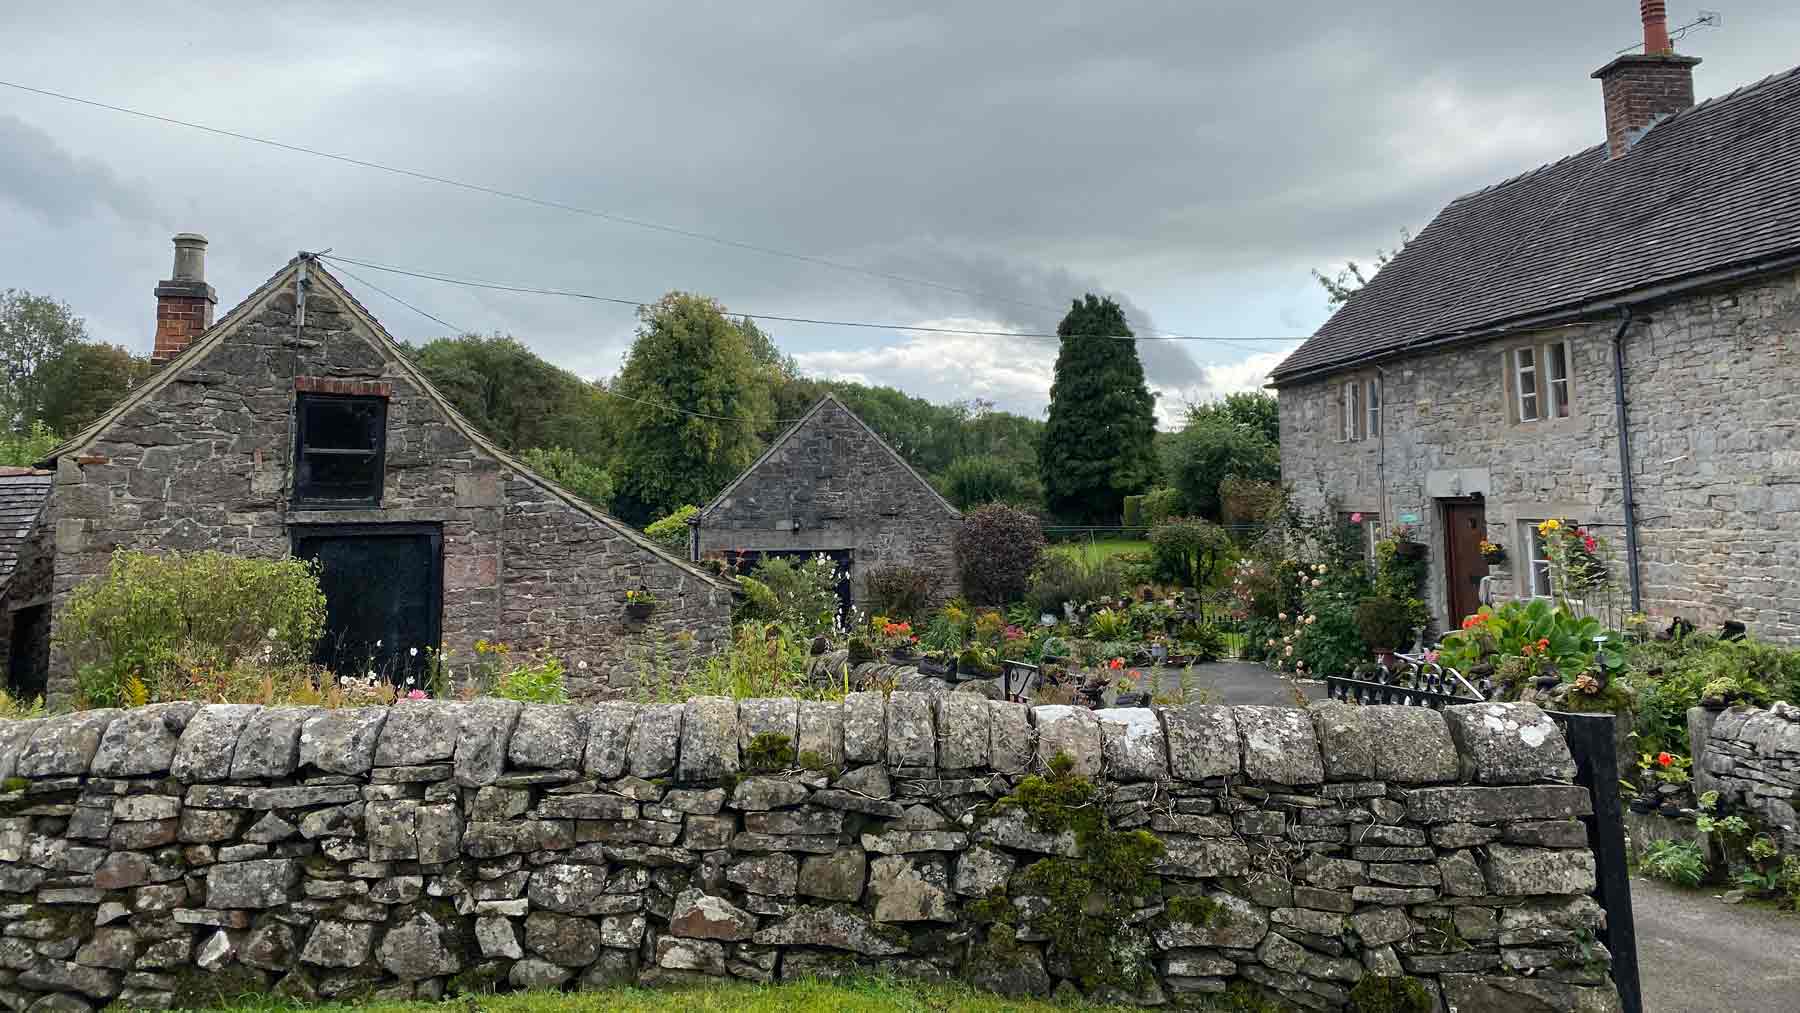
[[330, 265, 808, 427], [320, 254, 1304, 345], [0, 78, 1065, 317]]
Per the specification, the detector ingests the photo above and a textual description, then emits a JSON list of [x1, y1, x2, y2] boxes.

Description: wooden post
[[1550, 711, 1642, 1013]]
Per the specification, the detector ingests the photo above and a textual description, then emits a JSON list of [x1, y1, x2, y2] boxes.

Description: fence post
[[1549, 711, 1641, 1013]]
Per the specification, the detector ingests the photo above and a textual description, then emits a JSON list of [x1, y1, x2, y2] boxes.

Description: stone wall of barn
[[1278, 266, 1800, 642], [0, 699, 1618, 1011], [44, 281, 729, 707], [694, 400, 961, 603]]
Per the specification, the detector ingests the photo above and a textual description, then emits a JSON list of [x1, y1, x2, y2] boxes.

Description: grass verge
[[179, 978, 1145, 1013]]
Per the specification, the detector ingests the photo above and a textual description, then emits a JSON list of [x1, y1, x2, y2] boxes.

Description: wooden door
[[1441, 501, 1489, 628], [293, 524, 443, 686]]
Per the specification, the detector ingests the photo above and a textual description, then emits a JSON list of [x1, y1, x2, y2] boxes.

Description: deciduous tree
[[609, 293, 772, 525]]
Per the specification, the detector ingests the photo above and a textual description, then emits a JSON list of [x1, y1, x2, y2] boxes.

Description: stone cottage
[[692, 395, 961, 605], [1272, 6, 1800, 640], [25, 237, 730, 706]]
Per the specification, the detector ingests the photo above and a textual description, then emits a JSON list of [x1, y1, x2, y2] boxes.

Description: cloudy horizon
[[4, 2, 1796, 424]]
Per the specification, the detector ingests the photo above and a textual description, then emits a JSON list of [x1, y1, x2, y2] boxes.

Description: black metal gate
[[1548, 711, 1642, 1013]]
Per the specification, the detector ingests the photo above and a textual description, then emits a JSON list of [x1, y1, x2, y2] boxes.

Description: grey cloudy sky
[[3, 2, 1796, 422]]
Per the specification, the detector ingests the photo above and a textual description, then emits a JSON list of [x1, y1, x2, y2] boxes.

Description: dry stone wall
[[1692, 703, 1800, 853], [0, 699, 1618, 1012]]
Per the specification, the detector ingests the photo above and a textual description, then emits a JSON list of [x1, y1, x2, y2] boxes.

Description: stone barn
[[19, 235, 731, 707], [692, 396, 961, 605]]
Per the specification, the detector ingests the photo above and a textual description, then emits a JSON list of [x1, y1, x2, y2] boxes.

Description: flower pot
[[889, 648, 917, 664], [624, 601, 654, 622], [917, 656, 953, 677], [1628, 798, 1655, 814], [1395, 542, 1427, 561]]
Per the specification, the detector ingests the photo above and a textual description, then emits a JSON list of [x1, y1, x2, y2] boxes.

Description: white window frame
[[1365, 376, 1381, 438], [1519, 519, 1574, 599], [1513, 347, 1539, 422], [1545, 341, 1571, 419], [1339, 380, 1363, 442]]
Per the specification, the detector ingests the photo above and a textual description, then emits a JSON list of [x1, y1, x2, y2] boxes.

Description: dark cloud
[[1, 1, 1795, 415], [0, 115, 157, 225]]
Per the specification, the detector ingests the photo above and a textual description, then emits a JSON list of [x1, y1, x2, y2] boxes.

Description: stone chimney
[[152, 233, 217, 363], [1591, 1, 1701, 158]]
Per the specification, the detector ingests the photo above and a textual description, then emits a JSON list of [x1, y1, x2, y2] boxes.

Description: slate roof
[[1272, 64, 1800, 384], [0, 470, 52, 592], [695, 395, 961, 522]]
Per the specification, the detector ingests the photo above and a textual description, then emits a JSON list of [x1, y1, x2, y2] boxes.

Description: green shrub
[[1625, 635, 1795, 755], [681, 624, 820, 701], [863, 564, 940, 623], [57, 549, 327, 708], [941, 455, 1041, 510], [954, 504, 1044, 605], [1435, 598, 1606, 682], [1175, 621, 1227, 662], [734, 554, 844, 638], [1025, 553, 1123, 616], [490, 655, 569, 703], [1641, 838, 1708, 887], [1140, 487, 1182, 527], [1149, 517, 1231, 589], [644, 504, 698, 550], [521, 446, 613, 508], [1355, 596, 1413, 650]]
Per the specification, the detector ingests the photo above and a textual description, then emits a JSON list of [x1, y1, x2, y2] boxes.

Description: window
[[1545, 341, 1571, 418], [294, 394, 387, 505], [1339, 512, 1382, 571], [1365, 376, 1382, 438], [1340, 380, 1367, 442], [1519, 519, 1575, 599], [1513, 347, 1539, 422]]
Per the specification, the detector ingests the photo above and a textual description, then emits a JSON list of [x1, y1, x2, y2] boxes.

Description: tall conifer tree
[[1039, 295, 1158, 523]]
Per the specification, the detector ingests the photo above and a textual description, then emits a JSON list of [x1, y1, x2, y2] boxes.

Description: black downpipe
[[1610, 307, 1643, 614]]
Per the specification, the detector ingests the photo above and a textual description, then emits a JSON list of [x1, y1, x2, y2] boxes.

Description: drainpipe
[[1373, 365, 1391, 540], [1609, 306, 1644, 614]]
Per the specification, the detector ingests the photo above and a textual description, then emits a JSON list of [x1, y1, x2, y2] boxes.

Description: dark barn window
[[295, 394, 386, 505]]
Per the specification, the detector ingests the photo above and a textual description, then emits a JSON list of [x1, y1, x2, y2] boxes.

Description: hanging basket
[[624, 601, 655, 623]]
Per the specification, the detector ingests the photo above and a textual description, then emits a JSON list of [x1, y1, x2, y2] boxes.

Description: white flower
[[367, 671, 377, 680], [409, 647, 419, 657], [1311, 578, 1322, 588], [375, 640, 383, 648], [1284, 646, 1293, 656], [578, 660, 589, 670], [1278, 612, 1288, 621], [265, 627, 278, 639]]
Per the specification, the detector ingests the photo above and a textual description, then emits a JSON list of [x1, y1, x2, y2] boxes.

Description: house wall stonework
[[695, 399, 961, 601], [1279, 267, 1800, 642], [45, 279, 729, 706]]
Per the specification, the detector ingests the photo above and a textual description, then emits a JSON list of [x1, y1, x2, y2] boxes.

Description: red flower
[[1582, 535, 1597, 552], [1109, 658, 1124, 670], [1128, 670, 1142, 682], [1657, 752, 1673, 767], [1537, 638, 1550, 650]]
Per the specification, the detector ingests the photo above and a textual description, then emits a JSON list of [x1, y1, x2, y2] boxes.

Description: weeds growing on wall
[[982, 753, 1167, 992]]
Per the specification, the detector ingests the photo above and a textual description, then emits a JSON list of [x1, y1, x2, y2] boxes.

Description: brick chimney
[[1591, 1, 1701, 158], [152, 233, 217, 363]]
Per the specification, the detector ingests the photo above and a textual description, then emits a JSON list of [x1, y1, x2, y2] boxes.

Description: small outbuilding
[[692, 396, 962, 606]]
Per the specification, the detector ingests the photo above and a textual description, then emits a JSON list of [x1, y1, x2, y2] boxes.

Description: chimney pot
[[1641, 0, 1672, 54], [152, 233, 218, 364], [170, 233, 208, 282], [1591, 2, 1699, 159]]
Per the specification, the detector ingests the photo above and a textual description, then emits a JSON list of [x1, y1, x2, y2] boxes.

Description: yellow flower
[[1537, 519, 1561, 535]]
